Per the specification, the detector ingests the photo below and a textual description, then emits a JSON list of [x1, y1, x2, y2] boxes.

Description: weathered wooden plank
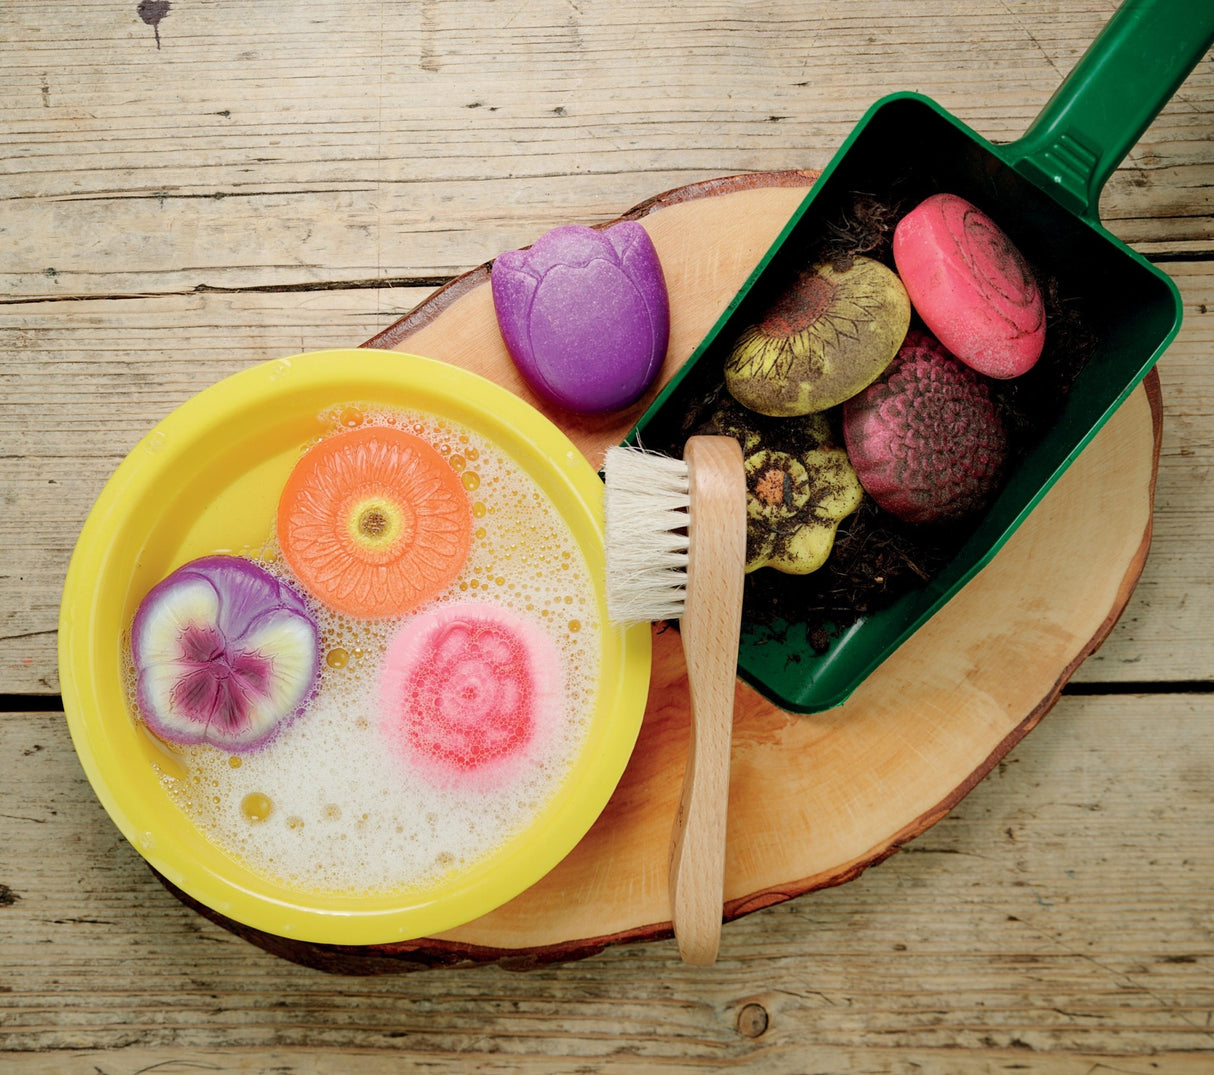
[[4, 260, 1212, 695], [1075, 260, 1214, 683], [4, 2, 1211, 1068], [3, 693, 1211, 1060], [4, 1049, 1214, 1075], [3, 0, 1210, 298], [0, 288, 431, 694]]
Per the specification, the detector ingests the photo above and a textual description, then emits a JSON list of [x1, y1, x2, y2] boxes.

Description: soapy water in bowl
[[127, 405, 601, 897]]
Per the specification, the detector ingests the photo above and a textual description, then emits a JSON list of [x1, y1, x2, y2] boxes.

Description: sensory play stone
[[703, 396, 864, 574], [378, 601, 565, 790], [893, 193, 1045, 379], [129, 555, 321, 753], [842, 330, 1008, 525], [723, 257, 910, 417], [277, 426, 472, 620], [491, 221, 669, 414]]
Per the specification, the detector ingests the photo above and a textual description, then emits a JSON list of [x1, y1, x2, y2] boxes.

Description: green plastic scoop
[[625, 0, 1214, 713]]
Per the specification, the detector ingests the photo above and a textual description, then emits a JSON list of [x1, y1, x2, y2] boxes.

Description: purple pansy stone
[[130, 555, 321, 753], [491, 221, 670, 413]]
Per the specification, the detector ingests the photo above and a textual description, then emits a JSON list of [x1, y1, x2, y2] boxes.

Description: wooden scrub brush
[[603, 435, 747, 966]]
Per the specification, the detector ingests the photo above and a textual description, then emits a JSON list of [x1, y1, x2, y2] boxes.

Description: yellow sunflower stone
[[724, 257, 910, 417]]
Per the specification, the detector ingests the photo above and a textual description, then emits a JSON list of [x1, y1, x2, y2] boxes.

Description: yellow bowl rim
[[58, 348, 652, 945]]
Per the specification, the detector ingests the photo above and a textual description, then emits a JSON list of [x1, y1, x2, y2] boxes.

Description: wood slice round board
[[163, 172, 1162, 973]]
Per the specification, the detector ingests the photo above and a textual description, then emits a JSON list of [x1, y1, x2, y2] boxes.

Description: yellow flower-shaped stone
[[724, 257, 910, 417], [705, 399, 863, 575]]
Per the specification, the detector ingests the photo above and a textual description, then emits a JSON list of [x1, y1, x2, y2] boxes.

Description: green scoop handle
[[1000, 0, 1214, 224]]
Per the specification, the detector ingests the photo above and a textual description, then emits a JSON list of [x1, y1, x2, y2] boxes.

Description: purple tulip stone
[[491, 221, 670, 414]]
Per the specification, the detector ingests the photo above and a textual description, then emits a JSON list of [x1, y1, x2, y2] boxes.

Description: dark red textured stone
[[843, 330, 1007, 525]]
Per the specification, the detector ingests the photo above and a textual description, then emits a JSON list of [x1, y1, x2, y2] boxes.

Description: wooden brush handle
[[670, 435, 748, 966]]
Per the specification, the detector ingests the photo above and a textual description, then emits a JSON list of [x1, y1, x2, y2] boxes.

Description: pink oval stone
[[893, 193, 1045, 379]]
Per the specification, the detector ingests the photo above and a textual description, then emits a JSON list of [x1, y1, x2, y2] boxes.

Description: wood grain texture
[[4, 0, 1213, 1066], [3, 1, 1210, 300], [5, 259, 1214, 696], [1075, 259, 1214, 683], [3, 692, 1212, 1061]]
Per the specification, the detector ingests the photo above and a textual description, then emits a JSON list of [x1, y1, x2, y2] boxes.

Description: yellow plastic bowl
[[59, 349, 652, 945]]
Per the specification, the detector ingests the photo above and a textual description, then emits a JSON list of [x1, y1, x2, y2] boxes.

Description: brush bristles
[[603, 446, 692, 624]]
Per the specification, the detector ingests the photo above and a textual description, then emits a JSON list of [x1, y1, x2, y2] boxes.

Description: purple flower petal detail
[[130, 555, 321, 753], [491, 221, 669, 414]]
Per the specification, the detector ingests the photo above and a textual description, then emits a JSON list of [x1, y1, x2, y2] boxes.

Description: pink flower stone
[[130, 555, 321, 752], [843, 331, 1008, 525], [379, 602, 564, 789], [491, 221, 669, 413]]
